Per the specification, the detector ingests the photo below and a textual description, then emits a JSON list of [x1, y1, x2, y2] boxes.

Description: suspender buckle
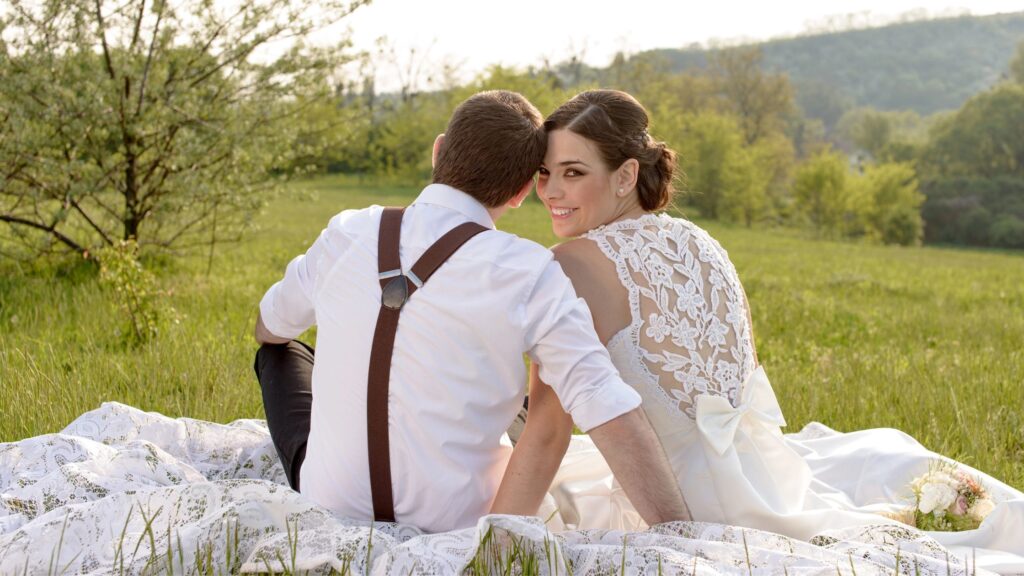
[[381, 275, 410, 310]]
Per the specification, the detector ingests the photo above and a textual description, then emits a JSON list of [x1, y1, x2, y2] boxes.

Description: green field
[[1, 175, 1022, 490]]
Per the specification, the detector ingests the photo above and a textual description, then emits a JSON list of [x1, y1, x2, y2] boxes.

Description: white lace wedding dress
[[539, 213, 1024, 574]]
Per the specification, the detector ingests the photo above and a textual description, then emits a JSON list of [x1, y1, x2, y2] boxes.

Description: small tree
[[747, 132, 795, 225], [675, 111, 747, 220], [793, 148, 851, 236], [859, 163, 925, 245], [835, 107, 927, 162], [921, 84, 1024, 180], [1010, 40, 1024, 85], [719, 138, 794, 228], [851, 112, 893, 160], [0, 0, 368, 259], [708, 46, 794, 146]]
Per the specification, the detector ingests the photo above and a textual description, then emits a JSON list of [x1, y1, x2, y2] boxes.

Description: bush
[[880, 210, 924, 246], [861, 163, 925, 246], [920, 176, 1024, 247], [97, 241, 178, 346], [793, 148, 850, 236], [958, 206, 994, 246], [990, 215, 1024, 248]]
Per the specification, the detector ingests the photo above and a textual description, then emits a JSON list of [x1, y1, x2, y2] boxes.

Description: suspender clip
[[381, 276, 410, 311]]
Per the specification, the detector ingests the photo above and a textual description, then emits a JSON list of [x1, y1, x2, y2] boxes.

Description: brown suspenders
[[367, 207, 488, 522]]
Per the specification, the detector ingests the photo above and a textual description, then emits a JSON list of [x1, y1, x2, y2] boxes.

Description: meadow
[[1, 174, 1022, 490]]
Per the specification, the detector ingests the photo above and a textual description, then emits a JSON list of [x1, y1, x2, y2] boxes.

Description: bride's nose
[[538, 177, 561, 201]]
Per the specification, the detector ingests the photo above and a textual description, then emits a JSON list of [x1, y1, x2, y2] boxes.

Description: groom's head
[[432, 91, 545, 208]]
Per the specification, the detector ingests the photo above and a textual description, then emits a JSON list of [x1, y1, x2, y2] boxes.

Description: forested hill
[[646, 12, 1024, 121]]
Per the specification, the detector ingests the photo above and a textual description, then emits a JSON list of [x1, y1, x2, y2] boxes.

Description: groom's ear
[[431, 134, 445, 169], [507, 178, 533, 209]]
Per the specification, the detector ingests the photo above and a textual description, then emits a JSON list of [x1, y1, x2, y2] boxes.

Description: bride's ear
[[616, 159, 640, 197], [507, 178, 533, 209], [431, 134, 445, 169]]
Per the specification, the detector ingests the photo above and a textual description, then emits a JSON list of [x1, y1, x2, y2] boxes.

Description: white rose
[[968, 498, 995, 522], [932, 471, 957, 489], [918, 481, 958, 514]]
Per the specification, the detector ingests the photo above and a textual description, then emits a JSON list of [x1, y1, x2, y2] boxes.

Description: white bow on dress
[[695, 366, 788, 456], [693, 365, 811, 515]]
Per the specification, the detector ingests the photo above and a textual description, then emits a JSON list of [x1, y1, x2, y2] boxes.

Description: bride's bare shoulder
[[550, 238, 607, 278], [550, 239, 630, 342], [551, 237, 601, 256]]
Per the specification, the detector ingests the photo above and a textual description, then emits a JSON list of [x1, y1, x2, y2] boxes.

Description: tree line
[[311, 41, 1024, 249], [2, 0, 1022, 261]]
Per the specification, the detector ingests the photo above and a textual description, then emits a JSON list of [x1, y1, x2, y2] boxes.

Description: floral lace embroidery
[[585, 214, 756, 420]]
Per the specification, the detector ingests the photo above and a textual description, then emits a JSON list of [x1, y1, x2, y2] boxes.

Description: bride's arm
[[489, 362, 574, 516]]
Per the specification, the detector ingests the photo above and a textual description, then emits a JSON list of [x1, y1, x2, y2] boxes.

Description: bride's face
[[537, 129, 622, 238]]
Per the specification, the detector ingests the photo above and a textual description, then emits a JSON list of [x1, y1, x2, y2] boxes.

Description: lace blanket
[[0, 403, 988, 575]]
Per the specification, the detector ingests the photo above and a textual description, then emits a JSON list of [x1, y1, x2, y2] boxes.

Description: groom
[[254, 90, 688, 533]]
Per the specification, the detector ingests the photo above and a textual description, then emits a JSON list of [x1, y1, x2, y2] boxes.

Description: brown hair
[[544, 90, 676, 211], [432, 91, 546, 207]]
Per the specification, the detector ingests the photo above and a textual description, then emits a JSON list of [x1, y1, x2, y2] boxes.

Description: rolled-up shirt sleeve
[[259, 210, 355, 340], [522, 261, 642, 432], [259, 259, 315, 339]]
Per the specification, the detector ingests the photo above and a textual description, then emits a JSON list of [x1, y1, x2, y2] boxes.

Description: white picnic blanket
[[0, 403, 998, 575]]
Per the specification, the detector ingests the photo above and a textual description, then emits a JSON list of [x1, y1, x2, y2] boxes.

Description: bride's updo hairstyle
[[544, 90, 677, 211]]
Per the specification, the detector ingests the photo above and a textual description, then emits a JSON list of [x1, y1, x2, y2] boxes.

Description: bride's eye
[[566, 169, 583, 177], [537, 167, 549, 178]]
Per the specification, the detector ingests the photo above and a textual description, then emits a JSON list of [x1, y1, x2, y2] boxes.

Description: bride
[[491, 89, 1024, 572]]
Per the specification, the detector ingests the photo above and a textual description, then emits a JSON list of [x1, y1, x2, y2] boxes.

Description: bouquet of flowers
[[906, 461, 995, 531]]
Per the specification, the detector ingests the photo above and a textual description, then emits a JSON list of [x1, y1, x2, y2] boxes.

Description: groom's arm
[[255, 251, 318, 344], [493, 371, 692, 524], [490, 363, 573, 516], [588, 407, 692, 524], [254, 210, 358, 344], [255, 312, 291, 345]]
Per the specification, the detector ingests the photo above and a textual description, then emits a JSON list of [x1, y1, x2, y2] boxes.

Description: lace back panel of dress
[[587, 215, 756, 420]]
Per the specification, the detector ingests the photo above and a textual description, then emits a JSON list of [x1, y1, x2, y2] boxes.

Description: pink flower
[[963, 475, 983, 496], [951, 495, 969, 516]]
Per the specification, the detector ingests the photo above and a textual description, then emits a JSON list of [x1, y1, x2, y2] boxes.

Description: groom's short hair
[[432, 91, 545, 208]]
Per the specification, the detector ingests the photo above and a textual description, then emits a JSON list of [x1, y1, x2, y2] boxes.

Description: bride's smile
[[537, 128, 645, 238]]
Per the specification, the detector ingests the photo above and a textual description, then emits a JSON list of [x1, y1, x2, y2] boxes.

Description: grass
[[1, 173, 1022, 499]]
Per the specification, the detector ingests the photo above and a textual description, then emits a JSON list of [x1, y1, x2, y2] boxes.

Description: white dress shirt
[[259, 183, 641, 533]]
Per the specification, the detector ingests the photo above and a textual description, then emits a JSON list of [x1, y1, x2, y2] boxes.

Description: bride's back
[[556, 213, 757, 423]]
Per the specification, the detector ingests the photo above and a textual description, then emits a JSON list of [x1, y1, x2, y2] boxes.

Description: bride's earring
[[617, 187, 625, 197]]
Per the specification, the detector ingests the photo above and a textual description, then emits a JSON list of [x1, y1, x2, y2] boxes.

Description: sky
[[322, 0, 1024, 91]]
